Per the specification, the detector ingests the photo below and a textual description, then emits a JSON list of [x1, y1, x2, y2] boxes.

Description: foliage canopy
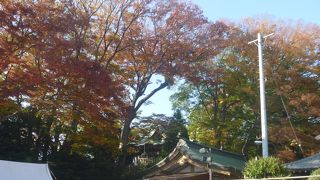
[[0, 0, 319, 178]]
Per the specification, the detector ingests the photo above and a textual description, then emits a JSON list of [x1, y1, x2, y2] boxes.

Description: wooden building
[[143, 139, 246, 180]]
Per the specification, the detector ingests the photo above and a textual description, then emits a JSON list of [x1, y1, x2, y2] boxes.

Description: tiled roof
[[178, 139, 246, 171], [144, 139, 246, 178], [286, 152, 320, 171]]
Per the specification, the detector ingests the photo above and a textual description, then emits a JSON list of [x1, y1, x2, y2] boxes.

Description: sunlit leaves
[[171, 18, 320, 157]]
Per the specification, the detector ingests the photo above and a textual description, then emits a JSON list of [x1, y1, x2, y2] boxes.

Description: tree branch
[[134, 81, 168, 112]]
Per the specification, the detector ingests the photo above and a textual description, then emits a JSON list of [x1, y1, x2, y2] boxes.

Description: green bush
[[309, 168, 320, 180], [243, 156, 290, 178]]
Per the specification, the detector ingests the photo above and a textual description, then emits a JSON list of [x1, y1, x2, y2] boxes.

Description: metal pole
[[209, 168, 212, 180], [257, 33, 268, 157]]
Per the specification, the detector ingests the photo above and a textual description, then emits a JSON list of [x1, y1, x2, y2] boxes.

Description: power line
[[274, 80, 304, 155]]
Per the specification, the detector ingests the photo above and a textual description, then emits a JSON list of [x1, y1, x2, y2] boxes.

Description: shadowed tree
[[162, 109, 188, 154]]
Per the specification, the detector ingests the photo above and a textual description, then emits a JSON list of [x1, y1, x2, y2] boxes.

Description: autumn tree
[[0, 0, 128, 164], [0, 0, 230, 169], [171, 17, 320, 158], [0, 0, 133, 177], [117, 0, 231, 164], [2, 0, 318, 176], [231, 18, 320, 157]]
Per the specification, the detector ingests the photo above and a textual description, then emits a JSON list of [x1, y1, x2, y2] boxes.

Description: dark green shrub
[[243, 156, 290, 178]]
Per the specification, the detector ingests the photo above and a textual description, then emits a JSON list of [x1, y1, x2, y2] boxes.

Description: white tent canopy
[[0, 160, 53, 180]]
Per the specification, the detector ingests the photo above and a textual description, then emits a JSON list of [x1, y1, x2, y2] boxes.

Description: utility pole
[[248, 33, 273, 158]]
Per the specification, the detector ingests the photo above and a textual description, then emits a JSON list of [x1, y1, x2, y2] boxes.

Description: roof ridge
[[286, 151, 320, 165], [181, 138, 245, 159]]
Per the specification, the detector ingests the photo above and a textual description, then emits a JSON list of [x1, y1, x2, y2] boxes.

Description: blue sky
[[192, 0, 320, 23], [140, 0, 320, 117]]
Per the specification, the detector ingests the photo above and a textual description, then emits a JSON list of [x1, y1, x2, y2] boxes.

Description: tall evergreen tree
[[162, 110, 189, 155]]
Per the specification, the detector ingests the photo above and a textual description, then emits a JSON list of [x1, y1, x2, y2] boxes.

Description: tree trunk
[[119, 109, 136, 167], [42, 116, 54, 162], [26, 120, 34, 151], [118, 81, 168, 167]]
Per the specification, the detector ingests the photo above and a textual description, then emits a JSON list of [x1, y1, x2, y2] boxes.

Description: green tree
[[171, 18, 320, 159], [162, 110, 188, 154], [170, 55, 260, 154]]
